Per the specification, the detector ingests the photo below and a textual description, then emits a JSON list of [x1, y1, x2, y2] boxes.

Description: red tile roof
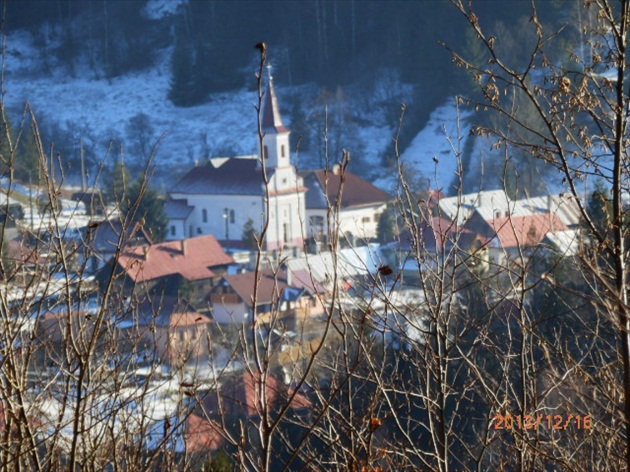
[[117, 235, 233, 283], [301, 169, 392, 209], [135, 296, 213, 328], [488, 213, 568, 248], [184, 414, 225, 452], [167, 312, 213, 328], [223, 269, 289, 308], [204, 370, 310, 418]]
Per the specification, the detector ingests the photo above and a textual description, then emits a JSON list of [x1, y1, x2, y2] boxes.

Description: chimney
[[181, 239, 187, 255], [142, 245, 150, 260]]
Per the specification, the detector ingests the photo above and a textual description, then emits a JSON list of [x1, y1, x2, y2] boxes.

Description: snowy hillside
[[2, 27, 473, 194]]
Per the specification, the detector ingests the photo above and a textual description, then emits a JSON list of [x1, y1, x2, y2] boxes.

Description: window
[[281, 145, 285, 157], [362, 217, 370, 223], [283, 223, 289, 243], [230, 209, 235, 223], [202, 209, 208, 223], [263, 145, 269, 159], [373, 214, 379, 222], [310, 216, 324, 226], [197, 227, 202, 234], [170, 225, 176, 236]]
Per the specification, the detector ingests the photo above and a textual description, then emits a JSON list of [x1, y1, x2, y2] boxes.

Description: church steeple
[[260, 68, 291, 168]]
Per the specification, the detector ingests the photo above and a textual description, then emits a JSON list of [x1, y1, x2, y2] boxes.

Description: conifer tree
[[106, 157, 131, 206], [120, 180, 167, 243], [168, 33, 196, 107]]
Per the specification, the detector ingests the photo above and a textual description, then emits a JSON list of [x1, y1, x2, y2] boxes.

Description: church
[[165, 77, 307, 251]]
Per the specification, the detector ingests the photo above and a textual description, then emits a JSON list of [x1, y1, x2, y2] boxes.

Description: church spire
[[261, 67, 290, 134]]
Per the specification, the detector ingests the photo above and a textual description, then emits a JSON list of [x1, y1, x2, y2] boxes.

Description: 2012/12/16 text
[[493, 414, 592, 430]]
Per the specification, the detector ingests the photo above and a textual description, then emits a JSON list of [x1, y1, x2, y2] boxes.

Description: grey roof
[[80, 219, 150, 254], [301, 172, 329, 209], [261, 79, 290, 134], [170, 158, 264, 196], [165, 199, 194, 220]]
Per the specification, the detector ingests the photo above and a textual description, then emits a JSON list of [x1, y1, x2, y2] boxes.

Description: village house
[[146, 412, 225, 459], [130, 296, 214, 367], [300, 167, 392, 244], [166, 77, 306, 251], [105, 234, 233, 305], [208, 268, 323, 325], [75, 219, 152, 273], [202, 370, 311, 420]]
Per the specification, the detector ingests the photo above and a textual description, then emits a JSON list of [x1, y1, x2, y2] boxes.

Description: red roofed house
[[203, 370, 311, 420], [300, 166, 392, 243], [129, 296, 214, 367], [466, 210, 570, 265], [109, 234, 233, 304], [166, 76, 306, 251], [208, 269, 324, 325], [146, 412, 225, 460]]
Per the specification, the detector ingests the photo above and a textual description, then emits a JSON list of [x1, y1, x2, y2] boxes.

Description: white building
[[166, 78, 306, 251], [300, 167, 392, 243]]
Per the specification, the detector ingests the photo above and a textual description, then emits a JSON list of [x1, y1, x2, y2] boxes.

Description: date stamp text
[[493, 414, 592, 430]]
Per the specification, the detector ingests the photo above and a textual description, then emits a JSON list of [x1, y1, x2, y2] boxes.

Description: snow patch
[[144, 0, 187, 20]]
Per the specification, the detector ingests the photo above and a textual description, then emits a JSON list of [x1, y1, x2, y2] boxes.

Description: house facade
[[300, 166, 392, 242], [166, 78, 306, 251], [109, 234, 233, 305], [209, 269, 322, 325]]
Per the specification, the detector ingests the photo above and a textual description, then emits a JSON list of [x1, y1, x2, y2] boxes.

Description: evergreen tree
[[120, 180, 167, 243], [15, 125, 42, 184], [106, 157, 131, 206], [168, 32, 196, 107], [242, 218, 259, 250], [377, 207, 395, 244], [0, 111, 15, 180]]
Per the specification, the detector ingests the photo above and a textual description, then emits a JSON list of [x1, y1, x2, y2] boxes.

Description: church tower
[[260, 73, 291, 169]]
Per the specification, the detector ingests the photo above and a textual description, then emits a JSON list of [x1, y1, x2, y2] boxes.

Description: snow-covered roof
[[544, 229, 581, 256], [439, 190, 582, 229], [287, 244, 385, 289], [438, 190, 510, 225]]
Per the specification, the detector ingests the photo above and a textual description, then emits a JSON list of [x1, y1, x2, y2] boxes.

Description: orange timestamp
[[493, 413, 593, 430]]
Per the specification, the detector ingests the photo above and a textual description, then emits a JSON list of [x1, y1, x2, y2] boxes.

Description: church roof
[[300, 169, 393, 210], [164, 199, 194, 220], [170, 158, 264, 196], [261, 79, 290, 134]]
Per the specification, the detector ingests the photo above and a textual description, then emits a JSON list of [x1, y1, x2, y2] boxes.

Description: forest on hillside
[[2, 1, 591, 195], [6, 1, 574, 109]]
